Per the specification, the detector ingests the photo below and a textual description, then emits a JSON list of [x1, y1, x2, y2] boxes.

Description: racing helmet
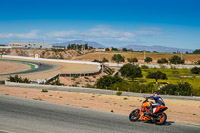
[[153, 92, 158, 97]]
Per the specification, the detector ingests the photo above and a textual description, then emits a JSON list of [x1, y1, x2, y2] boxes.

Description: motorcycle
[[129, 98, 168, 125]]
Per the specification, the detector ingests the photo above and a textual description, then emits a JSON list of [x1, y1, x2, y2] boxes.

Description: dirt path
[[0, 86, 199, 125]]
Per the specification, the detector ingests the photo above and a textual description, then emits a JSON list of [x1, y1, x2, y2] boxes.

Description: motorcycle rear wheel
[[129, 109, 140, 121], [155, 113, 167, 125]]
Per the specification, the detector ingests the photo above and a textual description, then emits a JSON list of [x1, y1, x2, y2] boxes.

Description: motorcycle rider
[[146, 92, 165, 116]]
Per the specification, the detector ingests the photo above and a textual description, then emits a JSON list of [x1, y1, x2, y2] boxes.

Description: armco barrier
[[4, 81, 117, 95], [45, 67, 102, 83]]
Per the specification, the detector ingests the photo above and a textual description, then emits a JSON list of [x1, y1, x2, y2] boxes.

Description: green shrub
[[157, 58, 168, 64], [41, 89, 48, 92], [84, 77, 89, 79], [7, 75, 31, 83], [119, 64, 143, 81], [96, 75, 123, 89], [116, 91, 122, 96], [169, 55, 185, 64], [49, 79, 64, 86], [144, 57, 152, 63], [158, 82, 192, 96], [141, 65, 149, 69], [197, 60, 200, 65], [191, 67, 200, 74]]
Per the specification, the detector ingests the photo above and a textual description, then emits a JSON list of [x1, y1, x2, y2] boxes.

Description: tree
[[169, 55, 185, 64], [158, 82, 192, 96], [193, 49, 200, 54], [96, 75, 123, 89], [105, 48, 110, 51], [144, 57, 152, 63], [119, 64, 143, 81], [157, 58, 168, 64], [111, 47, 118, 51], [102, 57, 109, 63], [127, 57, 138, 64], [122, 48, 128, 52], [146, 71, 167, 83], [197, 60, 200, 65], [92, 59, 101, 63], [191, 67, 200, 74], [112, 54, 125, 65]]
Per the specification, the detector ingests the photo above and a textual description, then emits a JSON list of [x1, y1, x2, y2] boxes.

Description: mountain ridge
[[120, 44, 194, 53], [54, 40, 194, 53], [54, 40, 105, 48]]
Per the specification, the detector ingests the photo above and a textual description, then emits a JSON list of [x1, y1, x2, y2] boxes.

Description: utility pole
[[144, 50, 146, 64], [181, 53, 183, 60], [82, 34, 85, 54]]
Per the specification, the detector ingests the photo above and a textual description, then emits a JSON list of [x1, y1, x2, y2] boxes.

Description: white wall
[[2, 55, 101, 69]]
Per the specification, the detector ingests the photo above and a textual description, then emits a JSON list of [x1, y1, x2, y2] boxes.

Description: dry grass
[[73, 52, 200, 64]]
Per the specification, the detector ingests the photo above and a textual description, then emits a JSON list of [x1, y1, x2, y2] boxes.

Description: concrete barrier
[[2, 55, 100, 66], [4, 81, 200, 101]]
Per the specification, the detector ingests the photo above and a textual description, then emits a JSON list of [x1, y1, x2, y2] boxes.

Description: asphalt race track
[[0, 95, 199, 133], [0, 59, 59, 76]]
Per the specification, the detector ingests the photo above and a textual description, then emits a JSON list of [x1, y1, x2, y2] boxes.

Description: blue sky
[[0, 0, 200, 49]]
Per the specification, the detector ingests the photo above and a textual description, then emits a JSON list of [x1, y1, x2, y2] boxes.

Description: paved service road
[[0, 95, 199, 133]]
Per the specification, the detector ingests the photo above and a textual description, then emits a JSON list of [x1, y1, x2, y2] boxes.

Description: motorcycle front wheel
[[155, 113, 167, 125], [129, 109, 140, 121]]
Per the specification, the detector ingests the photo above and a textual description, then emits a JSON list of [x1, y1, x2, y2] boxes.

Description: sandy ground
[[0, 61, 30, 74], [0, 58, 99, 80], [59, 73, 106, 87], [0, 86, 199, 125]]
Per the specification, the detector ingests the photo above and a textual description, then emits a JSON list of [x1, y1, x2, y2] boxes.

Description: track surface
[[0, 59, 59, 76], [0, 95, 199, 133]]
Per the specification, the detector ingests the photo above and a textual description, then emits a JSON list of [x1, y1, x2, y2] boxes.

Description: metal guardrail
[[43, 66, 102, 83]]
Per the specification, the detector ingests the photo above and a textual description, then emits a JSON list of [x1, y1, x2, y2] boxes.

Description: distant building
[[0, 46, 12, 49], [94, 48, 105, 52], [9, 43, 52, 49]]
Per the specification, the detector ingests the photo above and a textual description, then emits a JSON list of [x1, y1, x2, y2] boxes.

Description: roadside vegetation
[[8, 75, 31, 83], [95, 54, 200, 96]]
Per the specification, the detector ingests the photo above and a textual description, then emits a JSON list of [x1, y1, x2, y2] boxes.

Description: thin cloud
[[137, 27, 162, 36], [0, 30, 40, 39], [48, 30, 78, 38]]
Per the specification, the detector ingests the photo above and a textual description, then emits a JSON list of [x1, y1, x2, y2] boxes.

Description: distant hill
[[120, 45, 194, 53], [54, 40, 105, 48]]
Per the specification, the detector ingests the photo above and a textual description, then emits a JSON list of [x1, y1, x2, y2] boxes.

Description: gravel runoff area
[[0, 60, 31, 74], [0, 86, 199, 126]]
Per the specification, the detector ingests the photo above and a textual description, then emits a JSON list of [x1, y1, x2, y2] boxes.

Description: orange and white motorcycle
[[129, 98, 168, 125]]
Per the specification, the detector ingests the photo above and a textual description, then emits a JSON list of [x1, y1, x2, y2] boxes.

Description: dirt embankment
[[0, 86, 199, 125], [4, 49, 83, 60]]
